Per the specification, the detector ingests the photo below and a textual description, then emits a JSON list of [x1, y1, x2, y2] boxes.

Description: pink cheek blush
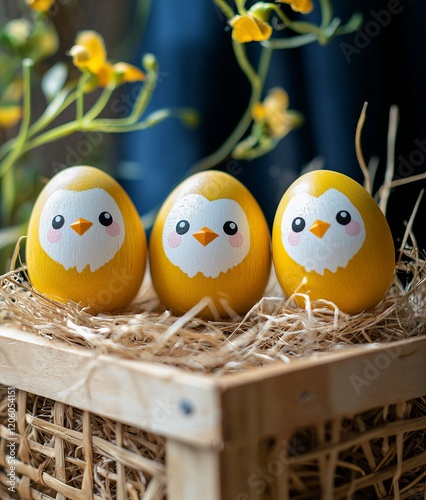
[[47, 228, 62, 244], [288, 231, 301, 246], [229, 232, 243, 248], [168, 231, 182, 248], [345, 220, 361, 237], [106, 221, 121, 237]]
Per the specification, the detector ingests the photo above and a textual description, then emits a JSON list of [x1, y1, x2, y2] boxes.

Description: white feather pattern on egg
[[281, 188, 366, 275], [162, 194, 250, 278], [39, 188, 125, 272]]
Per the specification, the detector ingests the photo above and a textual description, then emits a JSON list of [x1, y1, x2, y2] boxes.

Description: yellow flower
[[276, 0, 313, 14], [69, 31, 107, 74], [113, 62, 146, 83], [87, 61, 145, 88], [95, 61, 114, 87], [0, 106, 22, 128], [230, 14, 273, 43], [70, 31, 145, 87], [26, 0, 55, 12], [252, 88, 299, 138]]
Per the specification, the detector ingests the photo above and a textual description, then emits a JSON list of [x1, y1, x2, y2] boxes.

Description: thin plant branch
[[379, 105, 399, 215], [398, 189, 424, 264], [355, 101, 371, 194]]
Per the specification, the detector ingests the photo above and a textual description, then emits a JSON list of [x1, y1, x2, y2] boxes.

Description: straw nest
[[0, 244, 425, 374]]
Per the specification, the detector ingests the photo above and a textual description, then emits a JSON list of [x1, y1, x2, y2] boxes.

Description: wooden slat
[[218, 336, 426, 442], [0, 328, 222, 448], [166, 440, 221, 500], [2, 327, 425, 449]]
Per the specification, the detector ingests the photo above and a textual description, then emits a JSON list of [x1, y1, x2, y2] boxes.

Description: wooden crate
[[1, 327, 426, 499]]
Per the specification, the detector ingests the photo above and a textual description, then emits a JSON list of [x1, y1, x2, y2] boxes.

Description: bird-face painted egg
[[26, 166, 146, 313], [149, 170, 271, 319], [272, 170, 395, 314]]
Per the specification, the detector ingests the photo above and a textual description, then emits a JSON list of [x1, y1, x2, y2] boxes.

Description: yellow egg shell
[[26, 166, 146, 313], [149, 170, 271, 319], [272, 170, 395, 314]]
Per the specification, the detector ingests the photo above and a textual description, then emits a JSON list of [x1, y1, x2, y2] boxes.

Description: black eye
[[223, 221, 238, 235], [291, 217, 305, 233], [99, 212, 113, 226], [336, 210, 351, 225], [52, 215, 64, 230], [176, 220, 190, 235]]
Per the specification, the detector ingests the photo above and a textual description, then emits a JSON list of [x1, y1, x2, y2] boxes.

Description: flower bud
[[142, 53, 158, 73], [4, 19, 32, 48], [248, 2, 274, 23]]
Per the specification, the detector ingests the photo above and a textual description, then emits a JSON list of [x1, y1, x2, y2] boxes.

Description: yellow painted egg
[[149, 170, 271, 319], [272, 170, 395, 314], [26, 165, 146, 313]]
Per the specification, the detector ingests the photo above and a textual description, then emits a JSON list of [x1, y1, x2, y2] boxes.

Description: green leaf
[[41, 61, 68, 102]]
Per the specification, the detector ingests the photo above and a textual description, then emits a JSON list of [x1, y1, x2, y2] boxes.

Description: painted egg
[[149, 170, 271, 319], [26, 166, 146, 313], [272, 170, 395, 314]]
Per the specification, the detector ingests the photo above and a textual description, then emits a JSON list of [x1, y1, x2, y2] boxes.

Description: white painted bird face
[[281, 188, 366, 274], [162, 194, 250, 278], [39, 188, 125, 273]]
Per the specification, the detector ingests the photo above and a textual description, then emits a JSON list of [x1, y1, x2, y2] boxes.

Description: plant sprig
[[192, 0, 362, 172], [0, 51, 196, 227]]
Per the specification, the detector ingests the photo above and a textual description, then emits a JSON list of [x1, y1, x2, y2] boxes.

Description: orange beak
[[309, 219, 330, 239], [70, 218, 93, 236], [192, 226, 219, 247]]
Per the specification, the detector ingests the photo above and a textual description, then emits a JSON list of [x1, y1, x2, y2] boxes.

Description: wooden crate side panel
[[219, 336, 426, 442], [0, 328, 222, 448]]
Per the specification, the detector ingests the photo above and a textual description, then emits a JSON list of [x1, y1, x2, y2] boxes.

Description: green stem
[[258, 43, 272, 83], [213, 0, 234, 19], [190, 44, 272, 173], [235, 0, 247, 15], [262, 32, 317, 49], [0, 88, 78, 164], [83, 83, 117, 122], [0, 59, 33, 225], [1, 168, 14, 226], [335, 12, 363, 35], [90, 108, 192, 133], [76, 72, 90, 122], [30, 88, 78, 136], [21, 107, 190, 152], [23, 121, 81, 152], [319, 0, 333, 28], [106, 66, 158, 127], [233, 39, 259, 87], [269, 5, 320, 35], [0, 139, 16, 165]]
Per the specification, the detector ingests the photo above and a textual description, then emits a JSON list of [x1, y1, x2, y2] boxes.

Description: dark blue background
[[117, 0, 426, 252]]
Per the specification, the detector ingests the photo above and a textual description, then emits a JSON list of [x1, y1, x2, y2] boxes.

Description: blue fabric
[[118, 0, 425, 249]]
